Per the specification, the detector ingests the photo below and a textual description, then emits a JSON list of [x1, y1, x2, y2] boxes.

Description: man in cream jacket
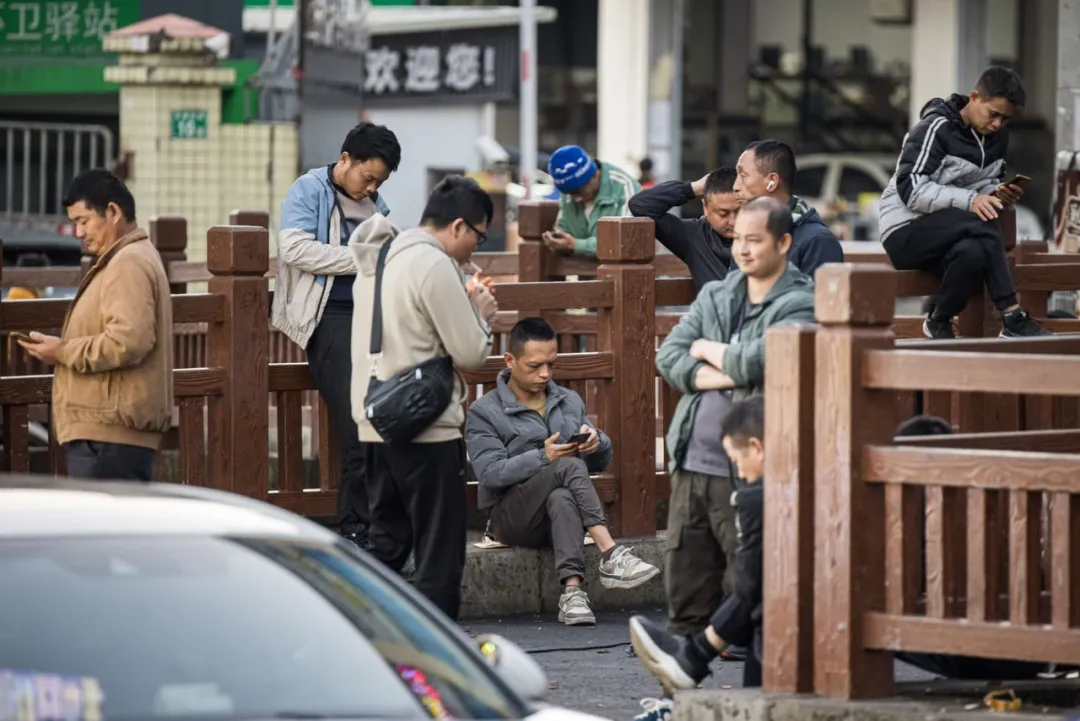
[[349, 175, 497, 620]]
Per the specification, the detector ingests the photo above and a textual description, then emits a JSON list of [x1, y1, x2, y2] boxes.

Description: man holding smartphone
[[465, 317, 659, 626], [19, 169, 172, 480], [878, 65, 1050, 339], [542, 145, 639, 257]]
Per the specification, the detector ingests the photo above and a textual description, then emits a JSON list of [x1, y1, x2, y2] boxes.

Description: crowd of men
[[15, 62, 1060, 718]]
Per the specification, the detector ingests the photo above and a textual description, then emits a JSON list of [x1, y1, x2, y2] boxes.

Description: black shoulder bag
[[362, 239, 456, 444]]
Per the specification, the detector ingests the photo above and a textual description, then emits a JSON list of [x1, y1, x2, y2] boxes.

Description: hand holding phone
[[1005, 174, 1032, 187], [565, 432, 592, 444], [4, 331, 36, 343]]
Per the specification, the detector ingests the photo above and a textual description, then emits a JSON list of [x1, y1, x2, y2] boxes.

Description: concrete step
[[460, 533, 667, 619]]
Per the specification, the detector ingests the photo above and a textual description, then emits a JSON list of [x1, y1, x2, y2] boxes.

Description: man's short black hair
[[62, 168, 136, 222], [741, 196, 793, 241], [639, 157, 654, 173], [508, 316, 557, 356], [745, 140, 797, 190], [720, 396, 764, 448], [340, 121, 401, 172], [704, 167, 737, 198], [975, 66, 1026, 108], [420, 175, 495, 230], [895, 415, 953, 437]]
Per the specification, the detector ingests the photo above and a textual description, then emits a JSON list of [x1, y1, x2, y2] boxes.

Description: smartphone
[[4, 331, 35, 343], [1005, 174, 1032, 187], [566, 432, 592, 444]]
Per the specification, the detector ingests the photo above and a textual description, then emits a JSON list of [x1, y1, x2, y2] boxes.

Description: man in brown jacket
[[20, 169, 173, 481]]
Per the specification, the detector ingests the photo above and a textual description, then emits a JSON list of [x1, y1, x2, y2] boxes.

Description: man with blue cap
[[544, 145, 639, 257]]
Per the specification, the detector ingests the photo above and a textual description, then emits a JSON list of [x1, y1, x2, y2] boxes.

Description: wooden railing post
[[813, 264, 896, 699], [516, 200, 559, 284], [596, 216, 656, 537], [149, 216, 188, 295], [762, 323, 817, 693], [229, 210, 270, 229], [206, 225, 269, 499]]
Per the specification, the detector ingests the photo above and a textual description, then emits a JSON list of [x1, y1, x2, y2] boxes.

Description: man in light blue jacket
[[272, 122, 400, 551]]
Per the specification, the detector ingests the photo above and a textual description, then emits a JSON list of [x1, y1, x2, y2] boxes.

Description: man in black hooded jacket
[[878, 66, 1049, 340]]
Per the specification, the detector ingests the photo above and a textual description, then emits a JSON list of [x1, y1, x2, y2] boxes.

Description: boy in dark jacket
[[629, 396, 766, 694], [878, 66, 1049, 340], [628, 168, 740, 291]]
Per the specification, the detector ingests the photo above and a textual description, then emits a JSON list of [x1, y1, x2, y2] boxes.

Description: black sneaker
[[923, 316, 956, 339], [1001, 309, 1052, 338], [341, 526, 373, 552], [720, 645, 747, 661], [629, 616, 711, 694]]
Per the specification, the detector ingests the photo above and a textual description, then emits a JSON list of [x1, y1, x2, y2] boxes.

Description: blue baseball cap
[[547, 145, 598, 193]]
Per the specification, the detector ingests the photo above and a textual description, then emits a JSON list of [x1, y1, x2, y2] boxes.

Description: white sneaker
[[599, 546, 661, 589], [558, 586, 596, 626]]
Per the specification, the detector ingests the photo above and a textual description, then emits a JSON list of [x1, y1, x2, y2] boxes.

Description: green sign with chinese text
[[171, 109, 208, 140], [0, 0, 140, 57]]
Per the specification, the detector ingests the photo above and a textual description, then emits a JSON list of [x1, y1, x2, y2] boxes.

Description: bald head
[[740, 196, 793, 241]]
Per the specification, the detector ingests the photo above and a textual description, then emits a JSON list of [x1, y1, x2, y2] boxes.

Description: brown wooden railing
[[0, 217, 662, 536], [762, 263, 1080, 699]]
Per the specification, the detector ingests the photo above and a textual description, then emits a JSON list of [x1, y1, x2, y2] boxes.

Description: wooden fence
[[762, 263, 1080, 699], [0, 218, 662, 537]]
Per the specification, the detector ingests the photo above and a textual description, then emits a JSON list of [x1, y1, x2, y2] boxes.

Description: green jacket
[[656, 265, 815, 472], [555, 161, 640, 257]]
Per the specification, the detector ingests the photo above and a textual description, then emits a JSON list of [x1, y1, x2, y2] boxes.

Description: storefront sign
[[171, 109, 208, 139], [0, 0, 139, 57], [361, 25, 517, 105]]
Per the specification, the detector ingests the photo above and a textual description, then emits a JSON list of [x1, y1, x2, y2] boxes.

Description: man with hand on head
[[629, 167, 741, 290]]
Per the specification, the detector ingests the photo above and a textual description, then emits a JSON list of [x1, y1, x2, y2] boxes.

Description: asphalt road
[[463, 608, 936, 721]]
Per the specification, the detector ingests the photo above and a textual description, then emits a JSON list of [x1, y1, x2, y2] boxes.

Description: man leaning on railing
[[19, 169, 173, 481]]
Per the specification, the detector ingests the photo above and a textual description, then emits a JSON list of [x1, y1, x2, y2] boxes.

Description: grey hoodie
[[349, 217, 493, 443]]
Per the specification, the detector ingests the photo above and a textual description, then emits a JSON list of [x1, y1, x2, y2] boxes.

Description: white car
[[794, 153, 1045, 241], [0, 477, 607, 721]]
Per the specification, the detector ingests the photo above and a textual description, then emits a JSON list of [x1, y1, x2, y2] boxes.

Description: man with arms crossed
[[655, 196, 814, 643]]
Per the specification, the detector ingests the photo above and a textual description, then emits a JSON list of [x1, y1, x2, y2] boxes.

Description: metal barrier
[[1, 121, 115, 219]]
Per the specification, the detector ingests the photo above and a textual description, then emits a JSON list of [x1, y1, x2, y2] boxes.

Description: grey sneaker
[[558, 586, 596, 626], [599, 546, 661, 589]]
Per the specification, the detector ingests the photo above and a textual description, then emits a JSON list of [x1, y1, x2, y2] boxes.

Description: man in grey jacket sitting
[[465, 317, 660, 626]]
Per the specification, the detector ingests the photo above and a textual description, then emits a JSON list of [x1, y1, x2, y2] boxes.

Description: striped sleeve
[[895, 117, 976, 214]]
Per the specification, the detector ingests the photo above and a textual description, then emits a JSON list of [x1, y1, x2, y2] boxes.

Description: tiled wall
[[120, 83, 298, 261]]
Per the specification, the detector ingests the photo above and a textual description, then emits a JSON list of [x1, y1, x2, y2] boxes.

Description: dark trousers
[[665, 470, 738, 635], [64, 440, 156, 481], [883, 208, 1018, 320], [365, 439, 468, 619], [489, 457, 607, 584], [306, 303, 368, 535]]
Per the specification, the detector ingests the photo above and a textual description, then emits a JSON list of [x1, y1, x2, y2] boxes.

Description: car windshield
[[0, 536, 525, 721]]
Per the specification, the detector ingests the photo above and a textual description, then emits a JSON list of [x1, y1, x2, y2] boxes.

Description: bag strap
[[367, 238, 393, 375]]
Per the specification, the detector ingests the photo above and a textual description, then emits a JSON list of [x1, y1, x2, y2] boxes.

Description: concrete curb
[[460, 534, 667, 619], [676, 684, 1080, 721]]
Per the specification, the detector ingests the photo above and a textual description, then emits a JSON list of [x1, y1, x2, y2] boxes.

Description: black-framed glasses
[[463, 219, 488, 246]]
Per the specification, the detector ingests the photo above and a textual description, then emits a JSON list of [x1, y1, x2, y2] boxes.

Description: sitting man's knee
[[545, 486, 576, 512], [951, 238, 987, 268]]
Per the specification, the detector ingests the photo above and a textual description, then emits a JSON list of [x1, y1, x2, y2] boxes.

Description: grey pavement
[[463, 608, 937, 720]]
